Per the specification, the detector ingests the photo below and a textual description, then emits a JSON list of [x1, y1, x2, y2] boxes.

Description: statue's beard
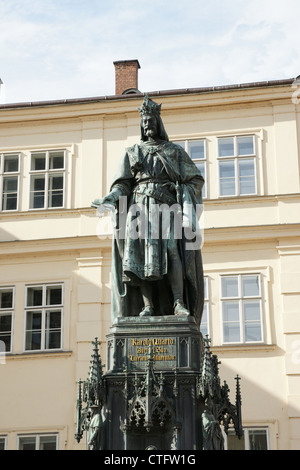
[[145, 128, 157, 139]]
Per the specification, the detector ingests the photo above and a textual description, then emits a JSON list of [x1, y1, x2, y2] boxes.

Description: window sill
[[211, 343, 276, 354], [4, 350, 72, 361]]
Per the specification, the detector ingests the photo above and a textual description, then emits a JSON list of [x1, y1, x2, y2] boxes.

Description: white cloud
[[0, 0, 300, 103]]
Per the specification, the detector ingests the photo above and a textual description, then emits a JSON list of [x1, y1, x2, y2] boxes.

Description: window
[[0, 436, 7, 450], [0, 287, 14, 353], [24, 284, 63, 351], [18, 434, 58, 450], [218, 135, 257, 197], [175, 140, 207, 198], [226, 427, 269, 450], [0, 153, 20, 211], [29, 150, 65, 209], [221, 274, 263, 344], [200, 277, 209, 338]]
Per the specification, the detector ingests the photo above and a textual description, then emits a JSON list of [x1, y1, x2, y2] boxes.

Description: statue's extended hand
[[91, 195, 115, 208]]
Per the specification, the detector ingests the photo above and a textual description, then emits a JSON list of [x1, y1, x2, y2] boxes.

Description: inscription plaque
[[127, 336, 176, 368]]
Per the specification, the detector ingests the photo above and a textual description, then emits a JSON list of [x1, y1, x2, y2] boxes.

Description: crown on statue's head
[[138, 94, 161, 116]]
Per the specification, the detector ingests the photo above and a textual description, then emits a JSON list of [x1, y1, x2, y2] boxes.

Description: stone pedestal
[[102, 315, 205, 450], [75, 316, 242, 450]]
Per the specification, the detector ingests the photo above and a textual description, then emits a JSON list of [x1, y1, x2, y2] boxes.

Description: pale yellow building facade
[[0, 63, 299, 450]]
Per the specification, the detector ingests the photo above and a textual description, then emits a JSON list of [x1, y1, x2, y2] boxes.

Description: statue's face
[[142, 114, 158, 139]]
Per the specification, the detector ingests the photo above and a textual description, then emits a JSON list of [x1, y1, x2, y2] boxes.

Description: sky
[[0, 0, 300, 104]]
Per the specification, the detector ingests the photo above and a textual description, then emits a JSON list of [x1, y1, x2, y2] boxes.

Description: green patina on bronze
[[92, 94, 205, 326], [75, 96, 243, 451]]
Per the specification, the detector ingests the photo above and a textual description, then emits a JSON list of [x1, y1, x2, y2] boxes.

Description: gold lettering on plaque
[[129, 337, 175, 362]]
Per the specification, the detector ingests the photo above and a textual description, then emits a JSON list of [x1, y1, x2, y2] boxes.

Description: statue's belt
[[134, 184, 177, 206]]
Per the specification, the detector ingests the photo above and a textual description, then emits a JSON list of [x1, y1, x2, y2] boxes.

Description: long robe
[[110, 139, 205, 328]]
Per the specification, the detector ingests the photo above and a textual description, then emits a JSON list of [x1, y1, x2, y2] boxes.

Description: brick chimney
[[113, 59, 141, 95]]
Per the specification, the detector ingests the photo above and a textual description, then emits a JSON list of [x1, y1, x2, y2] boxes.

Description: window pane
[[219, 160, 235, 196], [218, 138, 234, 157], [30, 175, 45, 209], [242, 276, 260, 297], [26, 311, 42, 330], [196, 161, 206, 197], [248, 429, 268, 450], [45, 310, 61, 349], [45, 330, 61, 349], [45, 309, 61, 349], [19, 437, 36, 450], [0, 314, 12, 332], [245, 322, 262, 342], [4, 155, 19, 173], [220, 177, 235, 196], [46, 286, 62, 305], [32, 176, 45, 191], [27, 287, 43, 306], [222, 277, 239, 297], [25, 331, 41, 350], [0, 289, 13, 309], [0, 437, 6, 450], [239, 159, 256, 194], [3, 177, 17, 193], [31, 153, 46, 171], [223, 322, 240, 342], [49, 151, 64, 169], [237, 136, 254, 156], [223, 302, 240, 321], [2, 176, 18, 210], [46, 310, 61, 329], [39, 436, 57, 450], [189, 140, 205, 160], [244, 301, 261, 321], [48, 174, 63, 208]]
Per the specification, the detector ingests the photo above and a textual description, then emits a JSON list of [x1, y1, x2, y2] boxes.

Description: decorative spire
[[83, 338, 105, 408], [74, 338, 105, 446], [197, 335, 221, 400], [235, 375, 243, 439]]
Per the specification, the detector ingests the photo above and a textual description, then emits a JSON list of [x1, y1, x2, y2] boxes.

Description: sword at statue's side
[[175, 181, 190, 313]]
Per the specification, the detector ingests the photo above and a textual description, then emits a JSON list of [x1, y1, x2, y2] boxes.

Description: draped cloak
[[110, 139, 205, 328]]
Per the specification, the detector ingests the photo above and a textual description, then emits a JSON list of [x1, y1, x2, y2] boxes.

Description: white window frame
[[174, 139, 207, 198], [0, 435, 8, 450], [29, 149, 66, 210], [225, 426, 270, 450], [245, 427, 270, 450], [0, 286, 15, 354], [17, 433, 59, 450], [217, 135, 257, 198], [220, 274, 264, 345], [200, 277, 210, 338], [0, 153, 20, 211], [24, 283, 64, 352]]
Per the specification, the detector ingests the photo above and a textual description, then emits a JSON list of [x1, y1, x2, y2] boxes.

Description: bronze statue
[[86, 405, 102, 450], [92, 95, 205, 327], [202, 406, 225, 450]]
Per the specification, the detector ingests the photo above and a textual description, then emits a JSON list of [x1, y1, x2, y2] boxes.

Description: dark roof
[[0, 77, 295, 110]]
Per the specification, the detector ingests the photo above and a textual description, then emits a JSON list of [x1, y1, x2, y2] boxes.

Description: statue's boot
[[139, 306, 154, 317], [174, 300, 190, 317]]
